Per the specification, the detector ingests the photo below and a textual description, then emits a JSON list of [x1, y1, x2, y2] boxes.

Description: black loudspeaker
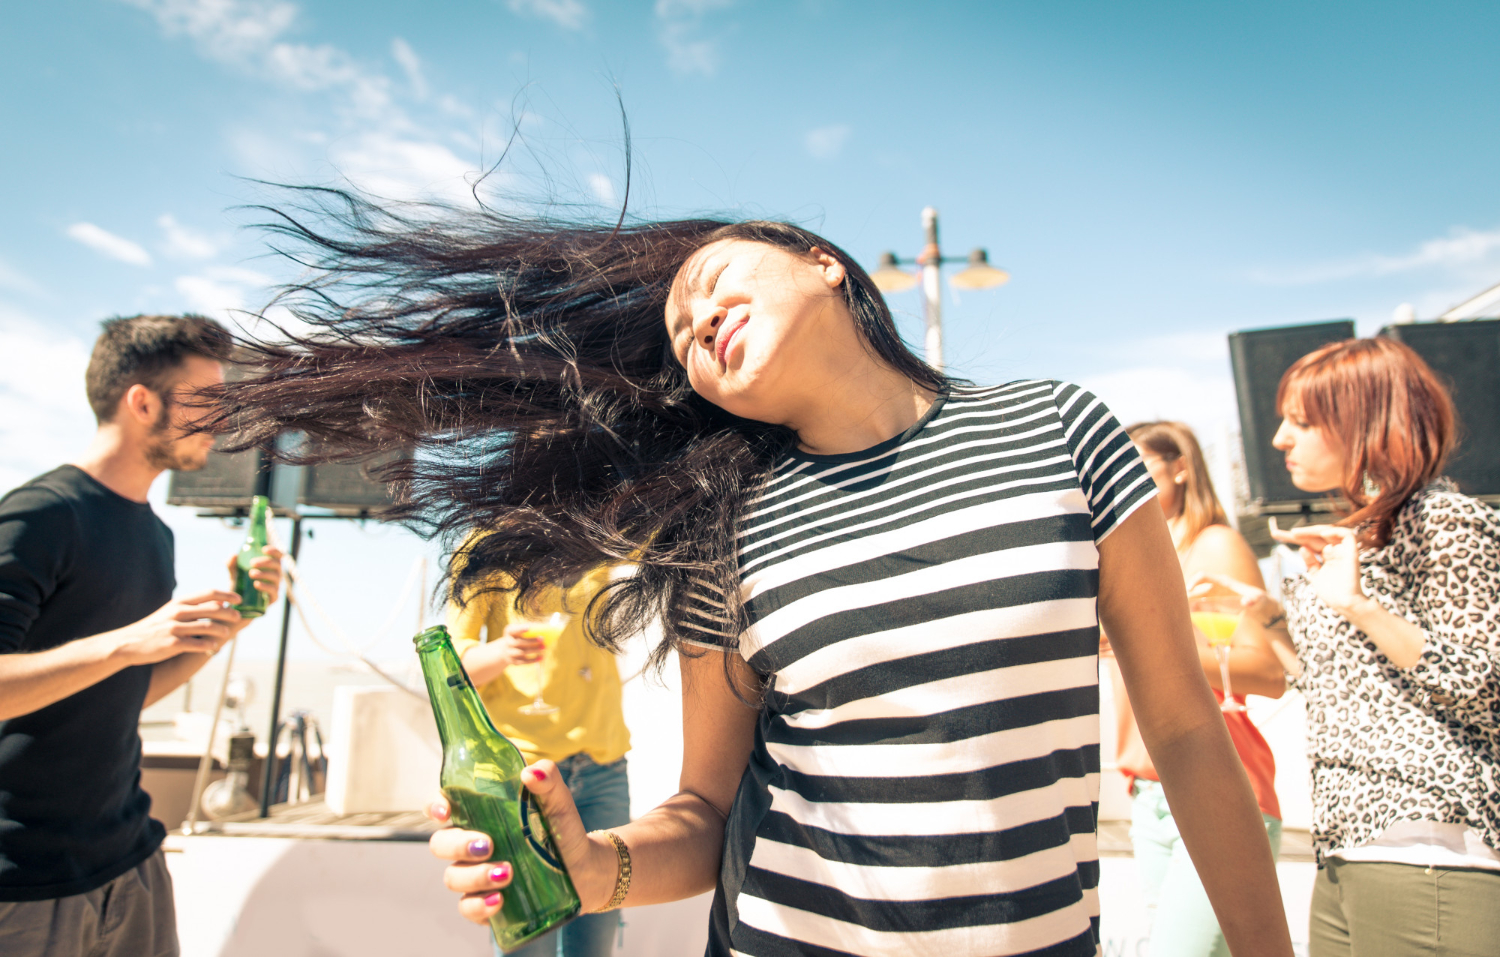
[[1379, 320, 1500, 497], [168, 444, 403, 516], [297, 448, 405, 515], [1229, 320, 1357, 508], [166, 438, 269, 509]]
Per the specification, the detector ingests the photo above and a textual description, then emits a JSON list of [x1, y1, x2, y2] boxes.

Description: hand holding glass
[[1190, 595, 1246, 713], [516, 613, 569, 716]]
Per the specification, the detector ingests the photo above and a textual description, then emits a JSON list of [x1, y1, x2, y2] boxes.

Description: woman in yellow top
[[447, 564, 630, 957]]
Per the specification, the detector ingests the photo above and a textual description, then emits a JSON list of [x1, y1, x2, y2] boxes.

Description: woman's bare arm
[[430, 647, 760, 921], [1101, 506, 1293, 957], [1185, 525, 1286, 699]]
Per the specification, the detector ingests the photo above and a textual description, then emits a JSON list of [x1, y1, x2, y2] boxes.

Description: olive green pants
[[0, 850, 177, 957], [1310, 858, 1500, 957]]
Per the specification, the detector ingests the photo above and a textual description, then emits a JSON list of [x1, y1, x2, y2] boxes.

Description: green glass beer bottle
[[413, 625, 581, 950], [233, 496, 271, 618]]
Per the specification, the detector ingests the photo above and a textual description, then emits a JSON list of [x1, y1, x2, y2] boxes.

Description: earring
[[1174, 474, 1185, 485]]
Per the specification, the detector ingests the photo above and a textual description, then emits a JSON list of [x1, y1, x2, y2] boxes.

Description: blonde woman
[[1104, 422, 1286, 957]]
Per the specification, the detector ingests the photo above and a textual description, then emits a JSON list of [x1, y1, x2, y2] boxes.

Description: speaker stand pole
[[259, 514, 303, 818]]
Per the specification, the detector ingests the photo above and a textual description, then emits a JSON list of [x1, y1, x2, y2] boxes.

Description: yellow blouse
[[445, 565, 630, 766]]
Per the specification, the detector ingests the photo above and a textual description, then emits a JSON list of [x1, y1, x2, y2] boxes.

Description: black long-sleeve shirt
[[0, 465, 174, 900]]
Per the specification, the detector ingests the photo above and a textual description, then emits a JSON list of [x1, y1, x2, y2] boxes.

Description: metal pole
[[920, 206, 944, 371], [258, 514, 302, 817]]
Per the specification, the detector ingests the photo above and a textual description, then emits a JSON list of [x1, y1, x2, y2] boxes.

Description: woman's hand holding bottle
[[426, 761, 622, 923]]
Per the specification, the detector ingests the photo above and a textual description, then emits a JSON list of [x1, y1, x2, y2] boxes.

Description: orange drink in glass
[[1190, 595, 1246, 713], [517, 613, 569, 716]]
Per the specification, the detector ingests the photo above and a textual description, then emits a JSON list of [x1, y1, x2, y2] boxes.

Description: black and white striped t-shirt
[[682, 381, 1155, 957]]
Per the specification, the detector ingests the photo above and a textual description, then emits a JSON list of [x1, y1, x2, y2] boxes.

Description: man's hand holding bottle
[[223, 545, 285, 633]]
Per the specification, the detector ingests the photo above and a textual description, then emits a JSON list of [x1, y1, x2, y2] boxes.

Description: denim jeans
[[1131, 779, 1283, 957], [498, 754, 631, 957]]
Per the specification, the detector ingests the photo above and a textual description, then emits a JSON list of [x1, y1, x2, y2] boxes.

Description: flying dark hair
[[216, 187, 947, 670], [86, 314, 233, 423]]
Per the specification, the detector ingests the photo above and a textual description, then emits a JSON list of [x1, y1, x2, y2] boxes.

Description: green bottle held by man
[[414, 624, 581, 950], [233, 496, 272, 618]]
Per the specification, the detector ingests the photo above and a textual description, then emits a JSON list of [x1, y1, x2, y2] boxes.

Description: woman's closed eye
[[706, 262, 728, 297]]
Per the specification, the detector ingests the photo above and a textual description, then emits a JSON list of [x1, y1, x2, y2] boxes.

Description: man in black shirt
[[0, 315, 283, 957]]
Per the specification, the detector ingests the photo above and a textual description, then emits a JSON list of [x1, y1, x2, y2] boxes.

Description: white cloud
[[122, 0, 489, 208], [655, 0, 733, 76], [587, 173, 617, 205], [66, 222, 153, 267], [804, 124, 851, 161], [0, 310, 96, 491], [1076, 332, 1237, 438], [1081, 363, 1239, 504], [120, 0, 392, 116], [157, 213, 220, 259], [507, 0, 588, 30], [329, 131, 479, 203], [390, 37, 427, 99], [120, 0, 298, 63], [0, 259, 44, 297], [1074, 331, 1244, 507], [122, 0, 481, 201], [174, 265, 276, 320], [264, 42, 392, 116], [1082, 364, 1236, 436], [1252, 226, 1500, 285]]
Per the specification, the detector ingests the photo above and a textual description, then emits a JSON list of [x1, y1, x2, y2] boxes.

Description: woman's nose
[[1271, 420, 1291, 450], [696, 311, 723, 346]]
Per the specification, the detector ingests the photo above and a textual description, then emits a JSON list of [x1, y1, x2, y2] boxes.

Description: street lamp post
[[869, 206, 1009, 371]]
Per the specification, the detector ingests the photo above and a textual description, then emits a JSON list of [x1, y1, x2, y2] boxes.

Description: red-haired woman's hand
[[1269, 522, 1371, 618]]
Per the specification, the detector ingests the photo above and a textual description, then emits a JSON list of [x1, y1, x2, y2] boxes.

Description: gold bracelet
[[591, 829, 631, 911]]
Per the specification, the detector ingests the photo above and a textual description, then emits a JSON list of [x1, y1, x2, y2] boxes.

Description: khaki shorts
[[1311, 858, 1500, 957], [0, 849, 178, 957]]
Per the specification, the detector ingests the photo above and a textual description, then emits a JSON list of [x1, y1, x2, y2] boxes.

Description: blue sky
[[4, 0, 1499, 660]]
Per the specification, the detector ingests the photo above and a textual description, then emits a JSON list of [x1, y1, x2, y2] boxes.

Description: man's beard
[[144, 404, 210, 471]]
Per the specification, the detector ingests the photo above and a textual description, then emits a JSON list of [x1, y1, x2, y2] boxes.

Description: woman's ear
[[808, 247, 846, 289]]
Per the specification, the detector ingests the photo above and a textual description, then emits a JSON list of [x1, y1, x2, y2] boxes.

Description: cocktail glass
[[1189, 594, 1246, 713], [517, 613, 569, 716]]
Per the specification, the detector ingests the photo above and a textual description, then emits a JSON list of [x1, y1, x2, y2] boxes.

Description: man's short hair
[[85, 314, 234, 423]]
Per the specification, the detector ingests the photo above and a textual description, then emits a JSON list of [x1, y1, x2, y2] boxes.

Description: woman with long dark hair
[[1200, 338, 1500, 956], [219, 193, 1292, 957]]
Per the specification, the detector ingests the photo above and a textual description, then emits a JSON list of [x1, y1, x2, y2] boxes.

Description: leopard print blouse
[[1283, 479, 1500, 865]]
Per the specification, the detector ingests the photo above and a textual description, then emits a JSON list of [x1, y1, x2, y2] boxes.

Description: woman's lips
[[716, 315, 748, 365]]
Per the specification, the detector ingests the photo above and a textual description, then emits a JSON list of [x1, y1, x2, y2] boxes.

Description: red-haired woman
[[1204, 338, 1500, 956], [1107, 422, 1286, 957]]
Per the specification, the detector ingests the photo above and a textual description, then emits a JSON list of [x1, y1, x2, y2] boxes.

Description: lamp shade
[[869, 251, 918, 293], [950, 248, 1010, 290]]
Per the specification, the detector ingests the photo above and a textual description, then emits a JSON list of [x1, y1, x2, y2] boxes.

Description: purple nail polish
[[489, 863, 512, 884], [468, 837, 491, 857]]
